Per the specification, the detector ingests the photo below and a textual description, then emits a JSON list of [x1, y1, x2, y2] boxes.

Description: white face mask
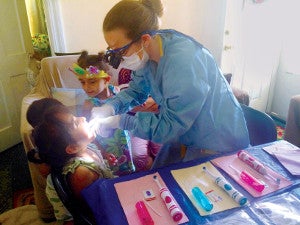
[[120, 46, 149, 71]]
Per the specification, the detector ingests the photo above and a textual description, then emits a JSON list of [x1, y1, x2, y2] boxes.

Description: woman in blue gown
[[91, 0, 250, 168]]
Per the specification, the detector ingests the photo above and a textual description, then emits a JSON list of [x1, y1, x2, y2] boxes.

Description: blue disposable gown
[[107, 29, 249, 165]]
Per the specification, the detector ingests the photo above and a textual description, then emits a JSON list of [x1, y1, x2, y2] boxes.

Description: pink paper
[[211, 153, 292, 197], [114, 172, 189, 225]]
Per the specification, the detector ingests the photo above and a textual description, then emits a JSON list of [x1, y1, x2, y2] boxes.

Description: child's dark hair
[[77, 50, 107, 71], [27, 98, 63, 127], [32, 104, 77, 171], [27, 98, 63, 164]]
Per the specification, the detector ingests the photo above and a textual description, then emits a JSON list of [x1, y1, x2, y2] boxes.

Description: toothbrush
[[237, 150, 281, 185], [203, 166, 247, 206], [153, 175, 183, 222]]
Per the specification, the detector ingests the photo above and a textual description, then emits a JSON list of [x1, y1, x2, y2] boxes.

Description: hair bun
[[142, 0, 164, 17]]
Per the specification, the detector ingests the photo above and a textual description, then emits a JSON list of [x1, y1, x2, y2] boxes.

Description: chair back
[[241, 104, 277, 146], [284, 95, 300, 147], [51, 171, 95, 225]]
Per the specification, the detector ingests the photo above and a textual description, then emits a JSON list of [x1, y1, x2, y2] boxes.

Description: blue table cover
[[82, 141, 300, 225]]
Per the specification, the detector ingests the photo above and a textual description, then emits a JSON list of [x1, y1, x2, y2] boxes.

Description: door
[[221, 0, 282, 112], [0, 0, 33, 151], [269, 0, 300, 120]]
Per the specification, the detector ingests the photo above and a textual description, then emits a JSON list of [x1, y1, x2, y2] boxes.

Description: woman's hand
[[89, 115, 120, 138], [90, 104, 115, 120]]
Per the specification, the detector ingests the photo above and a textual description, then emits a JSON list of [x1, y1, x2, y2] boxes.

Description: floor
[[271, 115, 286, 140], [271, 115, 286, 128], [0, 142, 33, 214]]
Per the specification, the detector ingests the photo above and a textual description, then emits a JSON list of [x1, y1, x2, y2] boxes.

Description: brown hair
[[32, 105, 76, 170], [77, 50, 108, 71], [26, 98, 63, 127], [103, 0, 164, 40]]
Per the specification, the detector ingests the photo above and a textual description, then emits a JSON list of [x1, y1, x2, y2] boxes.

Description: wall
[[58, 0, 118, 54], [159, 0, 226, 65], [50, 0, 226, 65]]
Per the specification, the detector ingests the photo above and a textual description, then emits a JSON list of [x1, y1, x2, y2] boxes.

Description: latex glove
[[89, 115, 120, 138], [90, 104, 115, 120]]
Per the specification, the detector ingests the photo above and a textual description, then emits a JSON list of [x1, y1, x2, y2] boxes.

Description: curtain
[[25, 0, 48, 35], [26, 0, 51, 59]]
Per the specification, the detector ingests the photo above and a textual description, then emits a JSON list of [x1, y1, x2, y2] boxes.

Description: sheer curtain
[[25, 0, 48, 35], [25, 0, 51, 60]]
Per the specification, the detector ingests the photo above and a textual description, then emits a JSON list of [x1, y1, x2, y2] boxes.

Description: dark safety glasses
[[103, 30, 156, 69], [104, 40, 136, 69]]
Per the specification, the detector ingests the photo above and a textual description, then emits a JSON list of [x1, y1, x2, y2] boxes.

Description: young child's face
[[79, 77, 107, 97], [58, 112, 95, 145]]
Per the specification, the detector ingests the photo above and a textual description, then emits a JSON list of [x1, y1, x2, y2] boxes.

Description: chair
[[55, 52, 81, 56], [241, 104, 277, 146], [284, 95, 300, 147], [51, 171, 96, 225], [21, 55, 83, 219]]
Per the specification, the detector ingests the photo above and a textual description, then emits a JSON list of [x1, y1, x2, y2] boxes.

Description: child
[[32, 104, 114, 224], [26, 98, 64, 223], [26, 98, 80, 224], [26, 98, 63, 176], [71, 51, 136, 175], [33, 104, 114, 197], [26, 97, 63, 127], [74, 51, 111, 120], [73, 51, 161, 171]]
